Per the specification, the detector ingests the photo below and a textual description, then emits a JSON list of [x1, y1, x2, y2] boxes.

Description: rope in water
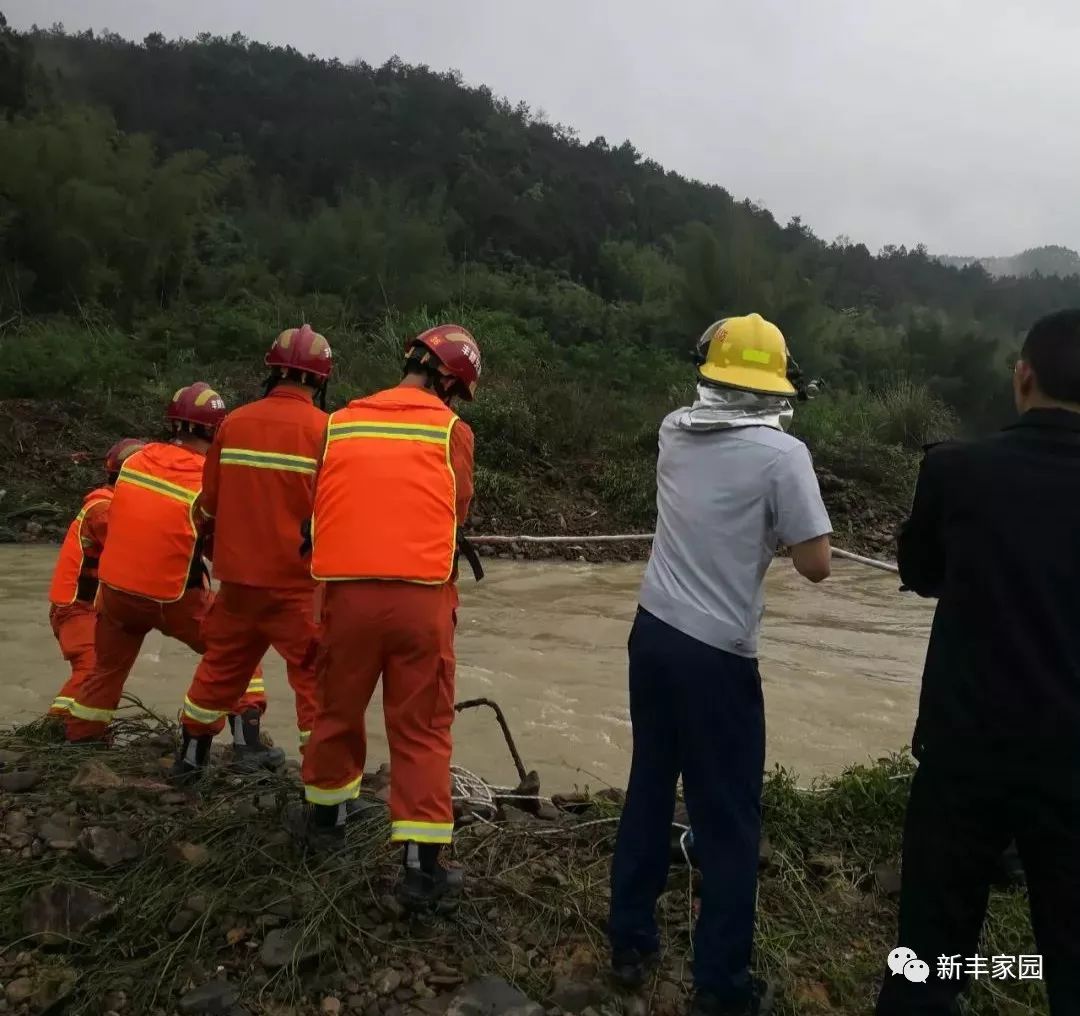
[[471, 533, 899, 575]]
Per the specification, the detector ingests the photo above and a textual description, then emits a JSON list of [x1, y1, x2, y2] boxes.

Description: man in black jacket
[[877, 309, 1080, 1015]]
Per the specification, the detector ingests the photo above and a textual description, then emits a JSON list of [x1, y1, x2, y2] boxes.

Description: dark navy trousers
[[609, 607, 765, 1001]]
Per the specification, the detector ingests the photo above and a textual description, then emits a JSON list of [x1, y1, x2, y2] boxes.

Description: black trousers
[[877, 758, 1080, 1015], [608, 608, 764, 1001]]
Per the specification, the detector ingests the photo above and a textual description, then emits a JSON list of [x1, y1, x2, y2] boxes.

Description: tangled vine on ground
[[0, 709, 1046, 1016]]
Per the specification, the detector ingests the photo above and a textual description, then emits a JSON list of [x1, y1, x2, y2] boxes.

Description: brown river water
[[1, 547, 933, 790]]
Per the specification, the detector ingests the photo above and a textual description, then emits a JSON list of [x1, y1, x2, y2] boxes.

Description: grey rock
[[168, 910, 198, 935], [22, 882, 114, 944], [444, 978, 544, 1016], [31, 963, 78, 1009], [0, 770, 40, 792], [378, 894, 406, 919], [103, 989, 129, 1011], [548, 980, 604, 1014], [260, 927, 332, 969], [411, 999, 453, 1015], [168, 842, 211, 867], [69, 760, 123, 790], [178, 979, 239, 1014], [3, 810, 29, 834], [37, 813, 83, 844], [365, 764, 391, 795], [77, 826, 141, 868], [758, 836, 774, 869], [807, 853, 844, 876], [535, 803, 561, 822], [497, 805, 533, 825], [426, 975, 464, 990], [373, 969, 402, 995], [657, 982, 682, 1006], [550, 793, 590, 814], [5, 979, 33, 1005]]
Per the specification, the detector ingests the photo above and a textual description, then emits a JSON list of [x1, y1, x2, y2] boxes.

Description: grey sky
[[6, 0, 1077, 256]]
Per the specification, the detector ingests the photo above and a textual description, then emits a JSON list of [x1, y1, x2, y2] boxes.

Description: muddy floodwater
[[1, 547, 934, 789]]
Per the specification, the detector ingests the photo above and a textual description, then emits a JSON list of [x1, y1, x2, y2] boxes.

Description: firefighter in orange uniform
[[65, 384, 274, 763], [174, 326, 332, 778], [302, 324, 480, 912], [47, 438, 145, 717]]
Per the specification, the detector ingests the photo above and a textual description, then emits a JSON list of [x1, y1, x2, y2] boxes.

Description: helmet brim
[[698, 363, 797, 396]]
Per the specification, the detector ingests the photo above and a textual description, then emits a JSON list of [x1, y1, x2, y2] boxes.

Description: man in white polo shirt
[[608, 314, 833, 1016]]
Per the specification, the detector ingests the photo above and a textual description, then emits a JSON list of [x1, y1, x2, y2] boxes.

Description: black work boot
[[395, 842, 465, 914], [688, 979, 776, 1016], [993, 840, 1026, 889], [610, 947, 659, 989], [228, 709, 286, 773], [304, 801, 347, 854], [171, 730, 213, 784]]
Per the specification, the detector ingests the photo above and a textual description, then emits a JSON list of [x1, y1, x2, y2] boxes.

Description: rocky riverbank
[[0, 712, 1043, 1016], [1, 398, 904, 561]]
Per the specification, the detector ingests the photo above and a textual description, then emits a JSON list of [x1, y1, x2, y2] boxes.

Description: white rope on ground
[[471, 533, 900, 575], [451, 764, 495, 813]]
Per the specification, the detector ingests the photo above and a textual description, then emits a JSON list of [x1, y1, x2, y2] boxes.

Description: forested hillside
[[937, 245, 1080, 280], [3, 18, 1080, 547]]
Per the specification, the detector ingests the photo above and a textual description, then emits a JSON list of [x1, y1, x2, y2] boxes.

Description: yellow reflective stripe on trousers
[[117, 468, 198, 505], [327, 421, 450, 446], [183, 697, 228, 725], [298, 730, 311, 746], [219, 448, 318, 475], [68, 700, 115, 722], [304, 775, 362, 806], [51, 696, 74, 711], [390, 820, 454, 844]]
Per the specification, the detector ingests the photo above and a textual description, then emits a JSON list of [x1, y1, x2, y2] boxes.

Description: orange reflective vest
[[98, 443, 203, 602], [48, 487, 113, 605], [311, 388, 458, 584]]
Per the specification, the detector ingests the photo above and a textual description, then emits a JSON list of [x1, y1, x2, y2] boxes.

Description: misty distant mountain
[[937, 245, 1080, 279]]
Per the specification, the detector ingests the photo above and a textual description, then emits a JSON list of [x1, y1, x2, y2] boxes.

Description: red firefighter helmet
[[265, 324, 333, 381], [104, 438, 146, 476], [407, 324, 482, 401], [166, 382, 228, 434]]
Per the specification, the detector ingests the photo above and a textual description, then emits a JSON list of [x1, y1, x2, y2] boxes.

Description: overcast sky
[[5, 0, 1077, 256]]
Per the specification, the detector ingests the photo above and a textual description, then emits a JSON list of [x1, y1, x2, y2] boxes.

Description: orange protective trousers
[[65, 585, 265, 742], [301, 581, 458, 844], [48, 602, 97, 716], [182, 581, 321, 746]]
